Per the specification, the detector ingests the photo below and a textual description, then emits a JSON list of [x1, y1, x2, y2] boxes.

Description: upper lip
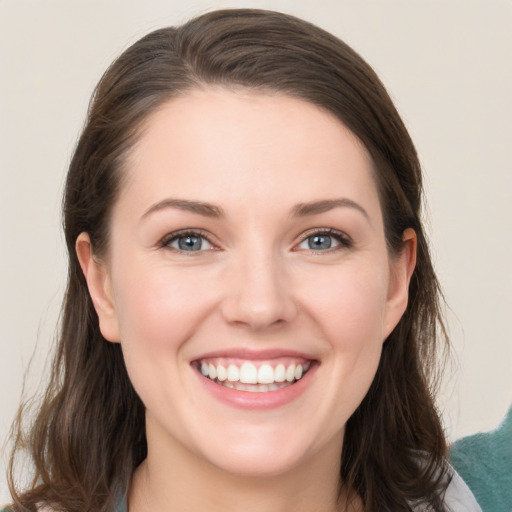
[[192, 348, 316, 362]]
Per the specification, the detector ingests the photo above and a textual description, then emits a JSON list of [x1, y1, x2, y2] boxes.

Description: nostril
[[219, 256, 298, 329], [221, 293, 298, 330]]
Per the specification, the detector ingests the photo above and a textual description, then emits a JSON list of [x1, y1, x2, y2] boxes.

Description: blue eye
[[307, 234, 334, 250], [297, 230, 350, 251], [164, 232, 213, 252]]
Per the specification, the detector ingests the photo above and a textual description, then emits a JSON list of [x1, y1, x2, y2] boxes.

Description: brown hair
[[8, 9, 450, 511]]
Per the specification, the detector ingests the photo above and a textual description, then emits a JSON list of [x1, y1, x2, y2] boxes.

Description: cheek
[[110, 265, 219, 412], [303, 263, 389, 348], [286, 263, 390, 440], [302, 264, 388, 403], [111, 264, 218, 367]]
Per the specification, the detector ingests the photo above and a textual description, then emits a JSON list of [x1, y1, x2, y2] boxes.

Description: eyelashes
[[295, 228, 352, 252], [159, 229, 216, 253], [158, 228, 353, 254]]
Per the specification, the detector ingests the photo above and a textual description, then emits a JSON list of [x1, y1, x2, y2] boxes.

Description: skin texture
[[77, 89, 416, 512]]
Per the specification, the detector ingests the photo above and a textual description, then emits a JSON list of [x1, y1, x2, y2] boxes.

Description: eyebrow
[[141, 197, 369, 221], [291, 198, 369, 220], [142, 198, 224, 219]]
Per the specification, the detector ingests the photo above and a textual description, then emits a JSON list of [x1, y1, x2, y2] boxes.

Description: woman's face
[[79, 89, 414, 477]]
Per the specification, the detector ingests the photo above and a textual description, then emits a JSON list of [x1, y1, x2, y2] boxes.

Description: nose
[[220, 248, 298, 330]]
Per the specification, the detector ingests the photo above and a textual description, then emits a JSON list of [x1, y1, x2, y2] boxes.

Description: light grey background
[[1, 0, 511, 503]]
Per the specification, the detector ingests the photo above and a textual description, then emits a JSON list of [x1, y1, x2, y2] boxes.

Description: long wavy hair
[[8, 9, 450, 511]]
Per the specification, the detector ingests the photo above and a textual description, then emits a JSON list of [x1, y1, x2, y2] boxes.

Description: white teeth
[[274, 364, 286, 382], [257, 364, 275, 384], [227, 364, 240, 382], [240, 362, 258, 384], [286, 364, 296, 382], [216, 364, 227, 381], [199, 359, 312, 387]]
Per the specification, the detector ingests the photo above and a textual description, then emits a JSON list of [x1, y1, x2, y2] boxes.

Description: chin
[[208, 447, 309, 478], [192, 425, 329, 479]]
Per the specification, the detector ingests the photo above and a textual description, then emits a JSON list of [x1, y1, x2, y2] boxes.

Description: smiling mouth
[[195, 359, 313, 393]]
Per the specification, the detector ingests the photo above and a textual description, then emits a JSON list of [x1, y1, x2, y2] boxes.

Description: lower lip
[[195, 364, 317, 410]]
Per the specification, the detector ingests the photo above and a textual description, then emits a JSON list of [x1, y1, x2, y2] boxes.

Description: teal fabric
[[450, 405, 512, 512]]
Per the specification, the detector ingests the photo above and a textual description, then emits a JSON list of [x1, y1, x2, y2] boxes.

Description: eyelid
[[293, 227, 353, 251], [157, 227, 352, 253], [159, 229, 218, 252]]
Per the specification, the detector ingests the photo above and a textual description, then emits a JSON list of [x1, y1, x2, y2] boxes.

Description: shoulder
[[407, 460, 482, 512], [442, 466, 482, 511]]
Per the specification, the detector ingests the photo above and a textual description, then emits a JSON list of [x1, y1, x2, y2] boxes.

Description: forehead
[[119, 88, 380, 219]]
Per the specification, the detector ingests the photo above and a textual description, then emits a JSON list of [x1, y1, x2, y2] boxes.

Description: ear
[[76, 232, 120, 343], [383, 228, 417, 339]]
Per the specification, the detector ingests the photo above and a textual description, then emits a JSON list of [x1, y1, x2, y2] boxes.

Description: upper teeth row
[[200, 361, 310, 385]]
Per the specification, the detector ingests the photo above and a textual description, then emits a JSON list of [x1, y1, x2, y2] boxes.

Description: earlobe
[[383, 228, 417, 339], [75, 233, 120, 343]]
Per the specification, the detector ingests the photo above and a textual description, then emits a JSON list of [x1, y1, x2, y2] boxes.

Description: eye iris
[[308, 234, 332, 250], [178, 235, 202, 251]]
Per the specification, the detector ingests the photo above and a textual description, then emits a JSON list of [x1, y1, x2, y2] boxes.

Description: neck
[[128, 421, 359, 512]]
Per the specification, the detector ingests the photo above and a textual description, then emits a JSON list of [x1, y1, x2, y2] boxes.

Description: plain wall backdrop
[[1, 0, 511, 503]]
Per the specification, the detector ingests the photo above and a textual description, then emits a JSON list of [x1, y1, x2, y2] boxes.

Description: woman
[[6, 9, 480, 512]]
